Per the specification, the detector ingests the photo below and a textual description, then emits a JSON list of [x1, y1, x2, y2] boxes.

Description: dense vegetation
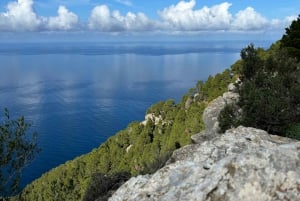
[[12, 69, 234, 201], [0, 109, 40, 199], [219, 16, 300, 138], [281, 15, 300, 61]]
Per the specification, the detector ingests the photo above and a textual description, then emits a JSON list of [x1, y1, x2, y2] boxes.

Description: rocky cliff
[[109, 85, 300, 201]]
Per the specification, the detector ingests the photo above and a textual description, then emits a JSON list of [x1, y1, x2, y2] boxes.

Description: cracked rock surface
[[109, 89, 300, 201]]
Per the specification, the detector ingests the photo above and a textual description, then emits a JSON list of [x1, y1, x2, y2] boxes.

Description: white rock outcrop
[[141, 113, 163, 126], [110, 85, 300, 201]]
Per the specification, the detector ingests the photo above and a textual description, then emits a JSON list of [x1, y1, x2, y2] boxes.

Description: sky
[[0, 0, 299, 41]]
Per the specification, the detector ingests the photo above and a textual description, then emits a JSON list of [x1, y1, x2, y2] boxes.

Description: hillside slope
[[14, 69, 234, 200]]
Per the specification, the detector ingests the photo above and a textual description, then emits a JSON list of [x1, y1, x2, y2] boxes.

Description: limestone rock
[[222, 92, 239, 105], [185, 97, 193, 109], [110, 126, 300, 201], [110, 83, 299, 201], [126, 144, 133, 153], [141, 113, 163, 126], [202, 96, 225, 134], [192, 89, 239, 144], [228, 83, 237, 92]]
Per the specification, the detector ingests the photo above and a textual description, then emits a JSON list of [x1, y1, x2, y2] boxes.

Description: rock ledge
[[110, 87, 300, 201]]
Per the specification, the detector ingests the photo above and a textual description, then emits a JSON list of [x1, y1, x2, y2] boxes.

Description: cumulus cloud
[[158, 0, 294, 32], [0, 0, 79, 31], [0, 0, 42, 31], [88, 5, 154, 32], [47, 6, 79, 31], [0, 0, 296, 33], [159, 0, 233, 31], [270, 15, 298, 30], [232, 7, 268, 30]]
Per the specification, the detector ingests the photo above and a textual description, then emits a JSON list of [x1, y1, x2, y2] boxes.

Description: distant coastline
[[0, 40, 273, 56]]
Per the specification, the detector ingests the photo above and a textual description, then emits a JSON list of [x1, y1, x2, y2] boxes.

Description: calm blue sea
[[0, 40, 271, 189]]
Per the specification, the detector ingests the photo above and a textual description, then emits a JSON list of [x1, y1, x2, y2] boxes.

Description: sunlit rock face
[[110, 126, 299, 201], [109, 85, 300, 201]]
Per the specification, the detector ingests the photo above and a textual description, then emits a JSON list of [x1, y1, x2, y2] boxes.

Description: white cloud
[[158, 0, 233, 31], [0, 0, 296, 33], [115, 0, 133, 7], [47, 6, 79, 31], [158, 0, 292, 32], [0, 0, 79, 31], [232, 7, 268, 30], [88, 5, 154, 32], [0, 0, 42, 31], [269, 15, 297, 31]]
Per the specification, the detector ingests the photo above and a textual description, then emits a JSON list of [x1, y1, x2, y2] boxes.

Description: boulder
[[110, 127, 300, 201], [110, 83, 300, 201], [192, 90, 239, 144]]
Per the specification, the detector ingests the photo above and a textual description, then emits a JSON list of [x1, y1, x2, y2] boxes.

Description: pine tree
[[281, 15, 300, 61]]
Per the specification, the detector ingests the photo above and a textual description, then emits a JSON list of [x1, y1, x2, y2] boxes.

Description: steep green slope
[[14, 69, 235, 201]]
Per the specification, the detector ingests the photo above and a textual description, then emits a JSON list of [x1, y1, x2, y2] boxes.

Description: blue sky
[[0, 0, 299, 41]]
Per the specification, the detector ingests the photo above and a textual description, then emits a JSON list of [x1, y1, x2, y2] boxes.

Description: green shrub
[[83, 172, 130, 201], [140, 151, 173, 175], [285, 123, 300, 140], [218, 104, 241, 133]]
